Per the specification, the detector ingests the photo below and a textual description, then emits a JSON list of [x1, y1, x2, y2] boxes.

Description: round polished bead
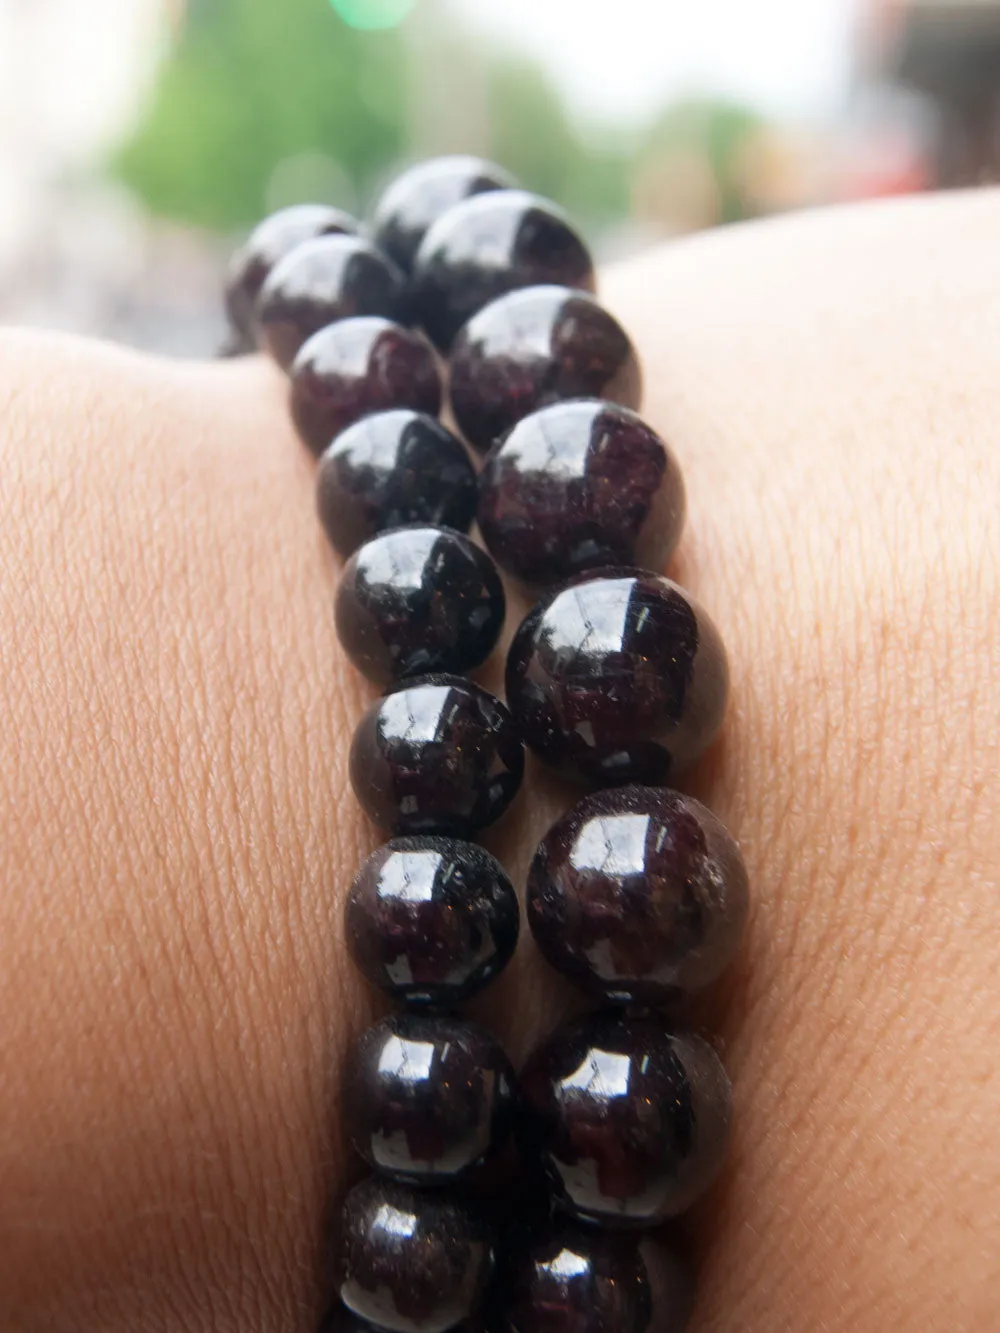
[[373, 156, 517, 275], [519, 1012, 731, 1226], [257, 235, 407, 369], [291, 319, 441, 457], [478, 402, 684, 587], [336, 526, 505, 686], [412, 191, 595, 351], [346, 837, 519, 1006], [347, 1012, 515, 1183], [505, 571, 728, 786], [449, 287, 641, 454], [341, 1176, 495, 1333], [527, 786, 748, 1003], [350, 676, 524, 836], [317, 410, 477, 558], [504, 1223, 694, 1333], [225, 204, 359, 343]]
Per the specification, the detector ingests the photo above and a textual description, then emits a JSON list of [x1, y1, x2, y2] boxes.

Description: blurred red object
[[836, 129, 932, 200]]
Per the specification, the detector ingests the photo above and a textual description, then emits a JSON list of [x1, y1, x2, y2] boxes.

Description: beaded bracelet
[[225, 155, 750, 1333]]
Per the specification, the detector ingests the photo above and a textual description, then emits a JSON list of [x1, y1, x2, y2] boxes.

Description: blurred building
[[859, 0, 1000, 183], [0, 0, 222, 352], [0, 0, 166, 252], [3, 0, 997, 353]]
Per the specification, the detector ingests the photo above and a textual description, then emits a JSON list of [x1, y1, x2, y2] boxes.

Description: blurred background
[[0, 0, 997, 355]]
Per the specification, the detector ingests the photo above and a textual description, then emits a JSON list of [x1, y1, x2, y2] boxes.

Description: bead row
[[226, 155, 749, 1333]]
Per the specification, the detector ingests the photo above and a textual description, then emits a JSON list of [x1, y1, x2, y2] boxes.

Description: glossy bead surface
[[291, 319, 441, 457], [350, 676, 524, 836], [449, 287, 641, 454], [317, 410, 477, 558], [336, 526, 505, 686], [519, 1012, 731, 1226], [478, 401, 684, 586], [257, 235, 407, 369], [412, 191, 595, 351], [341, 1176, 494, 1333], [505, 571, 728, 786], [225, 204, 359, 342], [527, 786, 748, 1003], [373, 156, 517, 275], [346, 837, 519, 1006], [504, 1224, 693, 1333], [347, 1013, 515, 1182]]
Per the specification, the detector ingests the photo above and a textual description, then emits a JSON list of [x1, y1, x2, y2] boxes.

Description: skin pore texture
[[0, 189, 998, 1333]]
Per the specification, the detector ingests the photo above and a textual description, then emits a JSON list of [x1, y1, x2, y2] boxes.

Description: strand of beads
[[434, 192, 749, 1326], [225, 155, 748, 1333], [479, 425, 747, 1328]]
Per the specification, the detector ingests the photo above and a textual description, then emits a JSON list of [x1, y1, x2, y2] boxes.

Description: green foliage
[[116, 0, 408, 229], [115, 4, 765, 236], [639, 96, 765, 223], [116, 0, 633, 234], [330, 0, 417, 29], [484, 59, 631, 226]]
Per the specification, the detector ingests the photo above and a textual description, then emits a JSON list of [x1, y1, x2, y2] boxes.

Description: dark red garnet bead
[[505, 571, 728, 786], [346, 837, 519, 1006], [335, 526, 505, 686], [350, 675, 524, 836], [340, 1176, 495, 1333], [477, 401, 685, 587], [411, 191, 595, 351], [256, 235, 407, 369], [347, 1012, 515, 1183], [449, 286, 641, 454], [527, 786, 749, 1004], [317, 410, 476, 558], [225, 204, 359, 344], [290, 319, 441, 457], [519, 1011, 731, 1226], [504, 1223, 694, 1333], [372, 155, 517, 275]]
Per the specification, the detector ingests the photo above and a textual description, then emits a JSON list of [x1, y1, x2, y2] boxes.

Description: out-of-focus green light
[[330, 0, 417, 30]]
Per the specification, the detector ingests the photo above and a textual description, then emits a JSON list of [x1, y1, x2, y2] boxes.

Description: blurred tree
[[115, 0, 632, 235], [637, 97, 766, 227], [116, 0, 408, 230], [484, 58, 630, 226]]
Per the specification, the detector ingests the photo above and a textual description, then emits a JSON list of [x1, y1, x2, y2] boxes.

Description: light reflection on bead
[[506, 570, 728, 786], [519, 1010, 732, 1225], [316, 410, 476, 557], [527, 785, 749, 1002], [412, 191, 595, 351], [450, 286, 641, 454], [372, 155, 517, 274], [335, 526, 505, 685], [341, 1176, 495, 1333], [347, 1012, 515, 1181], [350, 675, 524, 836], [477, 400, 684, 586], [346, 837, 519, 1005], [504, 1221, 695, 1333], [257, 235, 407, 369], [225, 203, 359, 342], [291, 318, 441, 456]]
